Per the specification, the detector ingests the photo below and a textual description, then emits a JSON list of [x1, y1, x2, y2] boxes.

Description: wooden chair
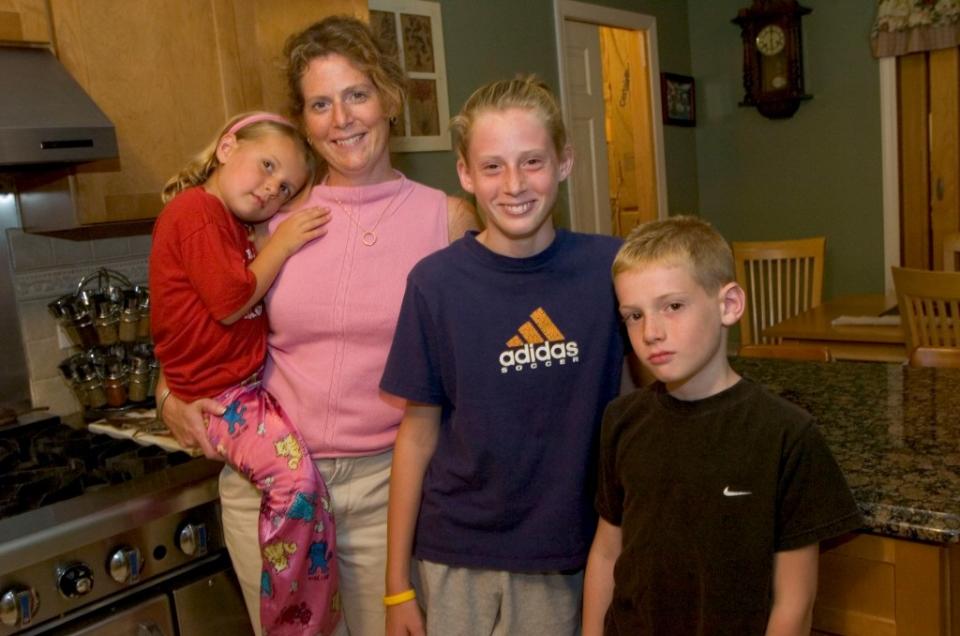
[[943, 232, 960, 272], [738, 343, 832, 362], [908, 346, 960, 368], [891, 266, 960, 354], [732, 237, 825, 348]]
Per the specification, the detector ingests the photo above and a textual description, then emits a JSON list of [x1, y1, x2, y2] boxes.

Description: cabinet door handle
[[936, 177, 944, 201]]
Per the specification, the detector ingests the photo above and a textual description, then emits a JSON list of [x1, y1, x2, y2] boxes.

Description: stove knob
[[107, 547, 142, 584], [0, 587, 39, 628], [57, 563, 94, 598], [177, 522, 208, 557]]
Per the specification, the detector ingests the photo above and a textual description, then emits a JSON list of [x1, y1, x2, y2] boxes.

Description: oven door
[[171, 568, 253, 635], [52, 594, 174, 635]]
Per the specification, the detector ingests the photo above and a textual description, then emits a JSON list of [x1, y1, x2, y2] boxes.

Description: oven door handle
[[137, 622, 166, 636]]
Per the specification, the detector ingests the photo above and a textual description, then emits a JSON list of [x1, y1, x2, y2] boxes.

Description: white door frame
[[879, 57, 899, 295], [553, 0, 669, 223]]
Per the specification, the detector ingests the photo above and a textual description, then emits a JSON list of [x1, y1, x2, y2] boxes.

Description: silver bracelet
[[156, 388, 172, 424]]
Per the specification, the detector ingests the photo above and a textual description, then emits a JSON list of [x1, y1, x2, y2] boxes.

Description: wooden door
[[598, 26, 658, 238], [45, 0, 364, 225], [563, 18, 613, 235], [899, 48, 960, 270]]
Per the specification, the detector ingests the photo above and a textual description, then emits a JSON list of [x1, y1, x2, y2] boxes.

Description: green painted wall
[[394, 0, 700, 227], [394, 3, 883, 297], [689, 1, 884, 297], [393, 0, 562, 200]]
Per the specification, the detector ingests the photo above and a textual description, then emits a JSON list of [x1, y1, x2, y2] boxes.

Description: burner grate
[[0, 419, 194, 517]]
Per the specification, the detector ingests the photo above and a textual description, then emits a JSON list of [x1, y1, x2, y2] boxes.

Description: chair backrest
[[732, 237, 825, 346], [944, 232, 960, 272], [738, 344, 832, 362], [891, 266, 960, 352], [909, 346, 960, 368]]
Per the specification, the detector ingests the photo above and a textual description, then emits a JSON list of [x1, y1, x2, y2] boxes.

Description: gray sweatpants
[[416, 559, 583, 636]]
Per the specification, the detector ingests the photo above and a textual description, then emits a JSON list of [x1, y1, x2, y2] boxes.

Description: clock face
[[756, 24, 786, 57]]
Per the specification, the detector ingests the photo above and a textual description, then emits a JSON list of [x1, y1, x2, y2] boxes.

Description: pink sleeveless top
[[263, 174, 448, 457]]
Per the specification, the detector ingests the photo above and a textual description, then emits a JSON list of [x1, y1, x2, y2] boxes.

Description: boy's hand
[[386, 601, 425, 636], [269, 207, 330, 256]]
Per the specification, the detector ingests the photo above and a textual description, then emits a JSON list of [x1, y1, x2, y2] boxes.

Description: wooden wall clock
[[732, 0, 812, 119]]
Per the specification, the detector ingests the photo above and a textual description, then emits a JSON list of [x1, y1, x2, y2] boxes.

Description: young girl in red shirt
[[150, 111, 339, 635]]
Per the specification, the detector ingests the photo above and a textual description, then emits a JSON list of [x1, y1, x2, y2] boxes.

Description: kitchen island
[[731, 358, 960, 635]]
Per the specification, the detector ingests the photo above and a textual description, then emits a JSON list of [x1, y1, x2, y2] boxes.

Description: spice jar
[[118, 308, 139, 343], [94, 302, 119, 346], [70, 308, 99, 349], [76, 363, 107, 409], [48, 296, 82, 347], [136, 287, 151, 341], [128, 356, 151, 403], [103, 358, 128, 408], [58, 358, 87, 407]]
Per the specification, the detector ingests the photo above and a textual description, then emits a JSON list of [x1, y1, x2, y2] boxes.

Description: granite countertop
[[731, 358, 960, 544]]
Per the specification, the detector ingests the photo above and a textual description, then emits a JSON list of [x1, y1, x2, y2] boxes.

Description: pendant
[[362, 231, 377, 246]]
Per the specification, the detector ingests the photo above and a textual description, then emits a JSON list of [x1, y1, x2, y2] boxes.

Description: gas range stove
[[0, 413, 195, 519], [0, 414, 234, 634]]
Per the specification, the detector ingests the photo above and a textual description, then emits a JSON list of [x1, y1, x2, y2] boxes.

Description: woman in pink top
[[158, 16, 476, 636]]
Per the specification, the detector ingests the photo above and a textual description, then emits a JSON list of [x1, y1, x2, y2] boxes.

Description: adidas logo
[[499, 307, 579, 373]]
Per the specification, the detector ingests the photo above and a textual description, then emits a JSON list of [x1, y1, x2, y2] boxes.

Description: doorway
[[880, 49, 960, 293], [554, 0, 667, 237]]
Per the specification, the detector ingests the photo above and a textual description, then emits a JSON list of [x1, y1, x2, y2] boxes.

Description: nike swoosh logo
[[723, 486, 752, 497]]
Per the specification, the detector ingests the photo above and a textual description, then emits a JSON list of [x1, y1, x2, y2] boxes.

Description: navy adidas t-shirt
[[380, 230, 624, 572]]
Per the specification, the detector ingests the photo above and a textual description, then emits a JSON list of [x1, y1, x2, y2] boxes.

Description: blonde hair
[[161, 112, 317, 203], [283, 15, 406, 124], [450, 75, 567, 163], [613, 215, 735, 293]]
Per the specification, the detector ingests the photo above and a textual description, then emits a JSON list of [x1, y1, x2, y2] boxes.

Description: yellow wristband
[[383, 589, 416, 607]]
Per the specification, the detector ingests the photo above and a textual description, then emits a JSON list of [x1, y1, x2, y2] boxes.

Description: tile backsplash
[[8, 229, 150, 415]]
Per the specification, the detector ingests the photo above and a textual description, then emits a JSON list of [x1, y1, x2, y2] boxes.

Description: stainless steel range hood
[[0, 45, 117, 166]]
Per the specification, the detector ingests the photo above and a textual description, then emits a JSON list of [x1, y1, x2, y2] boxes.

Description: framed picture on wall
[[660, 73, 696, 127], [369, 0, 452, 151]]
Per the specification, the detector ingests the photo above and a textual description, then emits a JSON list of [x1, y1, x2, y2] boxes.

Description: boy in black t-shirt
[[582, 216, 862, 636]]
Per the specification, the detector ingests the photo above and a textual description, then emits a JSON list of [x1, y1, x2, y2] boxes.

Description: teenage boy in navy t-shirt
[[380, 77, 626, 635]]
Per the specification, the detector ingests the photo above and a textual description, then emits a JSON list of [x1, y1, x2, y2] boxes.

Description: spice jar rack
[[50, 268, 157, 420]]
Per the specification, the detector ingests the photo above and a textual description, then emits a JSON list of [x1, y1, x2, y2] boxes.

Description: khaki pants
[[220, 450, 392, 636]]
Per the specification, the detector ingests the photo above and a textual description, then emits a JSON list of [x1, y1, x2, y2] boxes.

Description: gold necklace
[[327, 175, 405, 246]]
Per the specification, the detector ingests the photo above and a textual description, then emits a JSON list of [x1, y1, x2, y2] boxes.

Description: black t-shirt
[[596, 378, 862, 635]]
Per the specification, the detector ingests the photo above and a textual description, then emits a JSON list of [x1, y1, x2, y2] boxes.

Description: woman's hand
[[386, 601, 426, 636], [157, 376, 223, 459]]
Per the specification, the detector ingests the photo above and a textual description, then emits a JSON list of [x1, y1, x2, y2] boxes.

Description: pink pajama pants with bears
[[205, 375, 340, 636]]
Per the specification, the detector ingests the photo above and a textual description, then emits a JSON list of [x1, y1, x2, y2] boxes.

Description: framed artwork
[[660, 73, 696, 127], [369, 0, 451, 151]]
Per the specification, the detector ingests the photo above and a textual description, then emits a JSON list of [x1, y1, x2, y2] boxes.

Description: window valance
[[871, 0, 960, 57]]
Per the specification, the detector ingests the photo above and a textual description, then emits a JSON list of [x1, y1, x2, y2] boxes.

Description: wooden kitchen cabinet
[[224, 0, 368, 115], [40, 0, 364, 226], [0, 0, 51, 42], [813, 533, 951, 635]]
